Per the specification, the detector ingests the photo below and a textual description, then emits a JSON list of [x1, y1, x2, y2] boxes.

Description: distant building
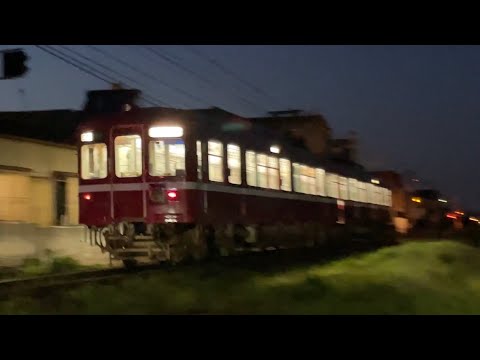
[[250, 110, 332, 156], [0, 110, 82, 226]]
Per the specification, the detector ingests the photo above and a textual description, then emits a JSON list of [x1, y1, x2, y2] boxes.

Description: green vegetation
[[0, 251, 104, 280], [2, 240, 480, 314]]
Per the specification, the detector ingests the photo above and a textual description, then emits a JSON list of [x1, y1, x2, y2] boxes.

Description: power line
[[87, 45, 207, 107], [58, 45, 148, 90], [35, 45, 165, 107], [185, 45, 279, 106], [142, 45, 267, 114], [50, 45, 167, 107]]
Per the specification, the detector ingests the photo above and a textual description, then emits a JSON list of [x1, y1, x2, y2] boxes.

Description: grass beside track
[[1, 240, 480, 314]]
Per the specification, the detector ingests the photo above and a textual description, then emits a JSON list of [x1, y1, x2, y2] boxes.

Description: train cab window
[[279, 158, 292, 191], [196, 141, 202, 180], [227, 144, 241, 185], [149, 139, 186, 177], [246, 151, 257, 186], [267, 156, 280, 190], [256, 154, 268, 188], [208, 140, 224, 182], [348, 178, 358, 201], [115, 135, 142, 178], [81, 143, 107, 179], [326, 173, 340, 199], [316, 168, 326, 196]]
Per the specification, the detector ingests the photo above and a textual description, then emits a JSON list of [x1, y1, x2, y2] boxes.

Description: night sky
[[0, 45, 479, 209]]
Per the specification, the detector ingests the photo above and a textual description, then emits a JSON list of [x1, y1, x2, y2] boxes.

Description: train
[[77, 90, 393, 267]]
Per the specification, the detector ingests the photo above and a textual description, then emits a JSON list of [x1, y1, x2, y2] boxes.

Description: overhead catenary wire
[[184, 45, 279, 107], [35, 45, 166, 107], [87, 45, 208, 108], [141, 45, 268, 114]]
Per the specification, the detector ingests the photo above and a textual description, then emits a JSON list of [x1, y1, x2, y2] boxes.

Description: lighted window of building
[[81, 143, 107, 180], [316, 168, 326, 196], [279, 158, 292, 191], [246, 151, 257, 186], [115, 135, 142, 178], [208, 140, 224, 182], [148, 139, 185, 177], [227, 144, 241, 185]]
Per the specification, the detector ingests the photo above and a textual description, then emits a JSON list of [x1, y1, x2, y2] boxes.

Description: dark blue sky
[[1, 45, 479, 209]]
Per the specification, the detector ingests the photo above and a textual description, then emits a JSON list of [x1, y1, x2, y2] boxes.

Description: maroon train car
[[78, 91, 392, 266]]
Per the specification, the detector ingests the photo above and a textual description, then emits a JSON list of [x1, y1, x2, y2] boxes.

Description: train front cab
[[78, 122, 196, 264]]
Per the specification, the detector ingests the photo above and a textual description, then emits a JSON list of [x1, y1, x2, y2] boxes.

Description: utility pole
[[0, 48, 29, 80]]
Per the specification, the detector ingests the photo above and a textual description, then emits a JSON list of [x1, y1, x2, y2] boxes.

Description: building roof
[[0, 110, 83, 145]]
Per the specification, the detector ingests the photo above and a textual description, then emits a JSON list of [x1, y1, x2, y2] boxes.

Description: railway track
[[0, 264, 165, 300], [0, 241, 392, 301]]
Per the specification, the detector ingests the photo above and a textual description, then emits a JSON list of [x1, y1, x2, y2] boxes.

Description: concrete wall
[[0, 222, 111, 267]]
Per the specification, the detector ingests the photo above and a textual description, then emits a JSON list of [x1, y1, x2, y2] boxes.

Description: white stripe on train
[[79, 182, 387, 208]]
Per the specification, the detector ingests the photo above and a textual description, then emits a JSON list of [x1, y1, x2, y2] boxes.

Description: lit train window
[[358, 182, 367, 203], [302, 166, 316, 195], [115, 135, 142, 178], [267, 156, 280, 190], [208, 140, 224, 182], [149, 139, 185, 177], [366, 183, 375, 204], [196, 141, 202, 180], [81, 143, 107, 180], [279, 158, 292, 191], [339, 177, 348, 200], [315, 168, 326, 196], [256, 154, 268, 188], [293, 163, 301, 192], [326, 173, 339, 199], [386, 189, 392, 207], [227, 144, 241, 185], [246, 151, 257, 186], [348, 178, 358, 201]]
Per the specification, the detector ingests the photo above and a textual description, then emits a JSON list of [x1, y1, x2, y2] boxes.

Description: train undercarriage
[[88, 220, 396, 268]]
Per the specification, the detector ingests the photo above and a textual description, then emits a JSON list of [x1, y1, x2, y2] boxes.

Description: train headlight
[[149, 126, 183, 138], [81, 131, 94, 142], [166, 189, 178, 201]]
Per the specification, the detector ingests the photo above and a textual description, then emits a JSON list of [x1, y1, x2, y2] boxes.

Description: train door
[[110, 124, 146, 222]]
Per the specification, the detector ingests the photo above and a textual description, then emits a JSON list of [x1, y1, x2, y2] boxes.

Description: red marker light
[[166, 189, 178, 200], [83, 194, 92, 201]]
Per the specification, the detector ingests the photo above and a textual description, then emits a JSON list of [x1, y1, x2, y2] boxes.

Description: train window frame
[[256, 153, 268, 189], [114, 135, 143, 178], [326, 173, 340, 199], [227, 144, 242, 185], [80, 143, 108, 180], [208, 140, 224, 183], [246, 150, 257, 186], [148, 138, 186, 177], [267, 155, 280, 190], [196, 140, 202, 181], [315, 168, 326, 196], [279, 158, 292, 192]]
